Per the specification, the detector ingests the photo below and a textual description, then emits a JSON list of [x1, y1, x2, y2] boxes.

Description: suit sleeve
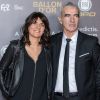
[[0, 42, 14, 97], [92, 38, 100, 100], [0, 42, 14, 71]]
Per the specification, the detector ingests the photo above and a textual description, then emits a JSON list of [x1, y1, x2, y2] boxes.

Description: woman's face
[[28, 17, 45, 39]]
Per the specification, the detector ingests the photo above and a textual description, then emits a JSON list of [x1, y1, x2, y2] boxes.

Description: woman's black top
[[10, 47, 48, 100]]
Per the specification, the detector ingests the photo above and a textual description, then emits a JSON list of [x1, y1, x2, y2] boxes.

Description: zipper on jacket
[[29, 63, 37, 100], [44, 48, 50, 99]]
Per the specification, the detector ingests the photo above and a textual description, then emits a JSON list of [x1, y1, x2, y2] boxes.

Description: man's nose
[[70, 16, 75, 23]]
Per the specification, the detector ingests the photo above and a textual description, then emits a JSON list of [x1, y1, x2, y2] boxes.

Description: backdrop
[[0, 0, 100, 99]]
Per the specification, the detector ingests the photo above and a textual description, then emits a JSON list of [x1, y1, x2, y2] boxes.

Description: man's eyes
[[64, 14, 79, 17], [74, 14, 79, 17], [64, 14, 70, 17]]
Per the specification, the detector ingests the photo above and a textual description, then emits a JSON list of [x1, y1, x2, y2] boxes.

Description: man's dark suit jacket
[[51, 31, 100, 100]]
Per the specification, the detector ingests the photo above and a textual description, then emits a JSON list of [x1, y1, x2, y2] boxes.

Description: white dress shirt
[[55, 31, 78, 93]]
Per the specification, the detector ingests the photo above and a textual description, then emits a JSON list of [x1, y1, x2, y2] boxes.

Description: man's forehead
[[63, 6, 78, 11], [62, 6, 78, 13]]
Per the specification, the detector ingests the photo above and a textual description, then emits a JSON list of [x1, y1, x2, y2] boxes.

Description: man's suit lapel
[[75, 32, 84, 63], [53, 33, 63, 89], [75, 31, 84, 88]]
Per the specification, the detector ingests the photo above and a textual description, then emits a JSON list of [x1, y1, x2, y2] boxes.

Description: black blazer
[[51, 31, 100, 100]]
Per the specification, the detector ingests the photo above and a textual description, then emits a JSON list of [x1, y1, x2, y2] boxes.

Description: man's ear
[[58, 17, 62, 24]]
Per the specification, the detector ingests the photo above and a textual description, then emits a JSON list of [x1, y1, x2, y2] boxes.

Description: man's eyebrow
[[64, 14, 70, 16], [64, 13, 79, 16], [74, 14, 80, 17]]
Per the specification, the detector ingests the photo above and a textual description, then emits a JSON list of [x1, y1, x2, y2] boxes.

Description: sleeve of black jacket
[[92, 38, 100, 100], [0, 41, 14, 97]]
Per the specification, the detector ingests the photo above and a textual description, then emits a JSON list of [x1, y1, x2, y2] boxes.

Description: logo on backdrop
[[79, 26, 98, 37], [78, 0, 92, 11], [0, 3, 23, 12], [14, 4, 23, 11], [78, 0, 96, 17], [0, 4, 10, 12], [33, 1, 62, 14]]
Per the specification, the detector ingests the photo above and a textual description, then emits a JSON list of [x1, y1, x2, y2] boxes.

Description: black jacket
[[51, 31, 100, 100], [0, 39, 52, 99]]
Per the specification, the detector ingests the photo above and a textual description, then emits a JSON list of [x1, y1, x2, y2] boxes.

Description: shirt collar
[[63, 30, 78, 42]]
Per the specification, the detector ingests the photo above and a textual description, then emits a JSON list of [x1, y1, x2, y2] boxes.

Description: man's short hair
[[61, 2, 80, 17]]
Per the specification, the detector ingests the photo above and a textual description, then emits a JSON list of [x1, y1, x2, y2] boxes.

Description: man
[[51, 2, 100, 100]]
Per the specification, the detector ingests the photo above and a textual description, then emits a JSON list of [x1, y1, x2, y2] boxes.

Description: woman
[[0, 12, 52, 100]]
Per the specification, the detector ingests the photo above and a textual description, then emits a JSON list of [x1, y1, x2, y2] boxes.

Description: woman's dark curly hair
[[21, 12, 50, 47]]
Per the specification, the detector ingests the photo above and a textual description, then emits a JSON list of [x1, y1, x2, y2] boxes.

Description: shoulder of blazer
[[51, 32, 63, 44], [78, 31, 98, 43], [10, 39, 20, 48], [9, 39, 22, 58], [10, 39, 24, 50]]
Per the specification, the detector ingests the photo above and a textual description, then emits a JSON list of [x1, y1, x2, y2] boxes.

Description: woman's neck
[[29, 37, 41, 47]]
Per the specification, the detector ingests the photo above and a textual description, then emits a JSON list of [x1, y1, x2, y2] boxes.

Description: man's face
[[59, 6, 79, 35]]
